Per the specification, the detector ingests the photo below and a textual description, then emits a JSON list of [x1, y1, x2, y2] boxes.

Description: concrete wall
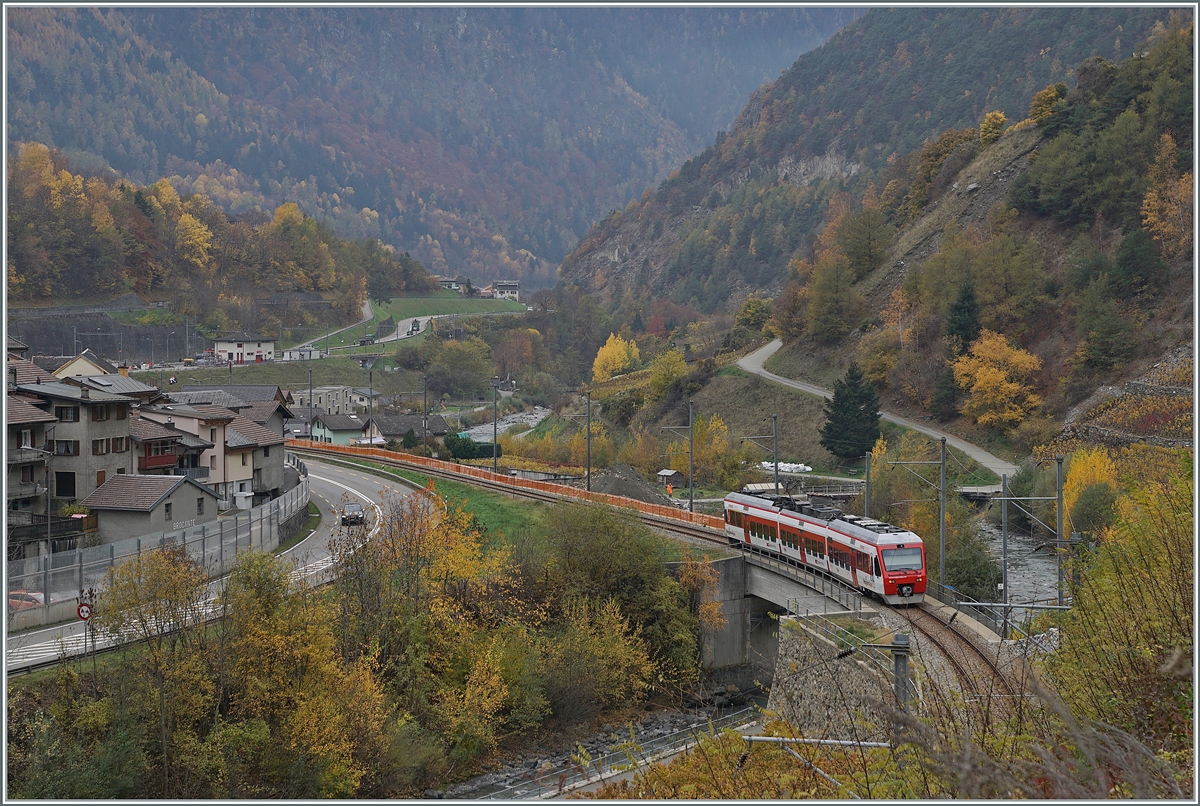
[[684, 556, 785, 691]]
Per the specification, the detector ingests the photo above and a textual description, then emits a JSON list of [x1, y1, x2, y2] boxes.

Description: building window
[[115, 404, 127, 420], [96, 470, 106, 487], [92, 438, 109, 455], [197, 497, 204, 516], [92, 404, 110, 422], [165, 502, 172, 521], [20, 465, 34, 484], [110, 437, 127, 453], [54, 406, 79, 422], [263, 445, 270, 458], [54, 471, 76, 498], [20, 429, 31, 449], [241, 453, 248, 466], [210, 455, 216, 469], [210, 427, 217, 441], [116, 467, 125, 474], [54, 440, 79, 456]]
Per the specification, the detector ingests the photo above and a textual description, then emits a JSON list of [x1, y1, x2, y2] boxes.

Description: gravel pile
[[582, 463, 678, 507]]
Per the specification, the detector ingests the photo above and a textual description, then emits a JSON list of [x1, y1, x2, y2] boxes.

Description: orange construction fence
[[287, 439, 725, 531]]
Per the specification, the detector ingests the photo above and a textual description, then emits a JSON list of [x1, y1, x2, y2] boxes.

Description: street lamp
[[165, 331, 176, 365], [491, 376, 501, 474], [143, 337, 154, 366]]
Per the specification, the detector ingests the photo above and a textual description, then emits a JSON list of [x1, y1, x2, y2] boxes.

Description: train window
[[770, 526, 777, 542], [873, 556, 881, 576], [882, 547, 923, 571]]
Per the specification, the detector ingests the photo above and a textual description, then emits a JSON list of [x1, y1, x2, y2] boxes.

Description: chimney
[[118, 365, 130, 377], [80, 387, 89, 399]]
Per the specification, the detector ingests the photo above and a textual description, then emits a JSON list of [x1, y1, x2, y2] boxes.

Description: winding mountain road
[[737, 340, 1020, 480]]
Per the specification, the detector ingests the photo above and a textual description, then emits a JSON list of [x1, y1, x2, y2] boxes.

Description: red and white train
[[723, 491, 926, 605]]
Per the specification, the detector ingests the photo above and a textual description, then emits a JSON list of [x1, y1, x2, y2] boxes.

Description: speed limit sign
[[77, 602, 92, 621]]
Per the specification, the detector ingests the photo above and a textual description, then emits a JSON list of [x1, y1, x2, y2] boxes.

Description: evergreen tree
[[819, 362, 881, 459], [930, 365, 959, 421], [942, 273, 981, 355]]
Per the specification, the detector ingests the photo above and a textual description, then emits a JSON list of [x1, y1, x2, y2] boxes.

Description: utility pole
[[308, 368, 313, 441], [1001, 472, 1008, 635], [939, 437, 947, 591], [423, 375, 428, 455], [1056, 454, 1064, 607], [585, 390, 592, 492], [742, 414, 779, 496], [864, 451, 871, 518], [661, 401, 695, 512], [887, 436, 948, 589], [491, 376, 501, 474]]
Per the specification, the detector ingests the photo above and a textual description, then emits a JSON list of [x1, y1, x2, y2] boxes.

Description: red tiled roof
[[80, 474, 214, 512], [128, 416, 182, 443], [5, 395, 56, 425], [228, 414, 285, 447], [6, 356, 58, 385]]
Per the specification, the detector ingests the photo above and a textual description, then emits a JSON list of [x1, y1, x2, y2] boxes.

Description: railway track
[[291, 446, 731, 548], [902, 603, 1028, 731]]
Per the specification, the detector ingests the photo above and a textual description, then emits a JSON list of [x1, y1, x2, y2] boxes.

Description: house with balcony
[[14, 382, 136, 509], [226, 415, 286, 504], [80, 474, 218, 545], [6, 394, 56, 521], [138, 402, 237, 504], [494, 280, 520, 302]]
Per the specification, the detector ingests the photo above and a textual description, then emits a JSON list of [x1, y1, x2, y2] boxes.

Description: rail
[[285, 440, 726, 531], [923, 581, 1003, 637]]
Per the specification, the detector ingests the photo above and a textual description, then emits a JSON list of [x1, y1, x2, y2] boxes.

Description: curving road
[[5, 457, 413, 673], [737, 340, 1019, 480]]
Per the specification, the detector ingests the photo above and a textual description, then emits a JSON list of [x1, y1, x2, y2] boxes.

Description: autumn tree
[[951, 330, 1042, 427], [1141, 133, 1193, 259], [805, 248, 863, 344], [979, 109, 1007, 146], [835, 186, 894, 281], [591, 332, 640, 382], [1028, 82, 1067, 125], [647, 348, 688, 403], [91, 546, 211, 797], [1047, 456, 1193, 756], [819, 362, 880, 459]]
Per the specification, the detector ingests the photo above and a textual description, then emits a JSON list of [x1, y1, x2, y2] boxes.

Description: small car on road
[[341, 502, 366, 526], [8, 590, 44, 613]]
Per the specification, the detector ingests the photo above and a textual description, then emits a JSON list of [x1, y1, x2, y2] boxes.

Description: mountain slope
[[6, 7, 858, 285], [558, 6, 1176, 308]]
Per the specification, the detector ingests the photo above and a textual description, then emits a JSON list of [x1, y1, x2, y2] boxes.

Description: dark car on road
[[341, 502, 366, 526]]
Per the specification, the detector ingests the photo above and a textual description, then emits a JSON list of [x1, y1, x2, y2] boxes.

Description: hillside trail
[[737, 340, 1020, 480]]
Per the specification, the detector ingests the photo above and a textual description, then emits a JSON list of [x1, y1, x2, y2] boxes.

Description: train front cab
[[878, 543, 926, 605]]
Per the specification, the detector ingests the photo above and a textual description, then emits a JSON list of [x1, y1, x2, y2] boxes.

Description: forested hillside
[[6, 142, 437, 337], [6, 7, 858, 285], [559, 6, 1178, 308]]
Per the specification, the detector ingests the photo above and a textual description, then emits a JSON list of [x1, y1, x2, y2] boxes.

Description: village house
[[210, 332, 276, 364], [310, 413, 368, 445], [80, 474, 219, 545], [6, 394, 56, 522], [14, 382, 136, 509]]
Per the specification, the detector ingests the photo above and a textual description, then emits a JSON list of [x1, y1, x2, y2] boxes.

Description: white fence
[[7, 454, 311, 630]]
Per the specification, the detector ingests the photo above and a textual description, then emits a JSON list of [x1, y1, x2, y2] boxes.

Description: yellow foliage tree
[[591, 332, 640, 382], [979, 110, 1007, 146], [669, 413, 737, 488], [1141, 133, 1193, 259], [1062, 447, 1117, 523], [952, 330, 1042, 427], [647, 348, 688, 402]]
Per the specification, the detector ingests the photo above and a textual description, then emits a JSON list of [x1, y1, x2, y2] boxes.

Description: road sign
[[77, 602, 92, 621]]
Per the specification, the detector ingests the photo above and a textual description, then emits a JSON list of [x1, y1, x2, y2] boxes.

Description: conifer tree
[[819, 362, 881, 459], [942, 273, 981, 355]]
